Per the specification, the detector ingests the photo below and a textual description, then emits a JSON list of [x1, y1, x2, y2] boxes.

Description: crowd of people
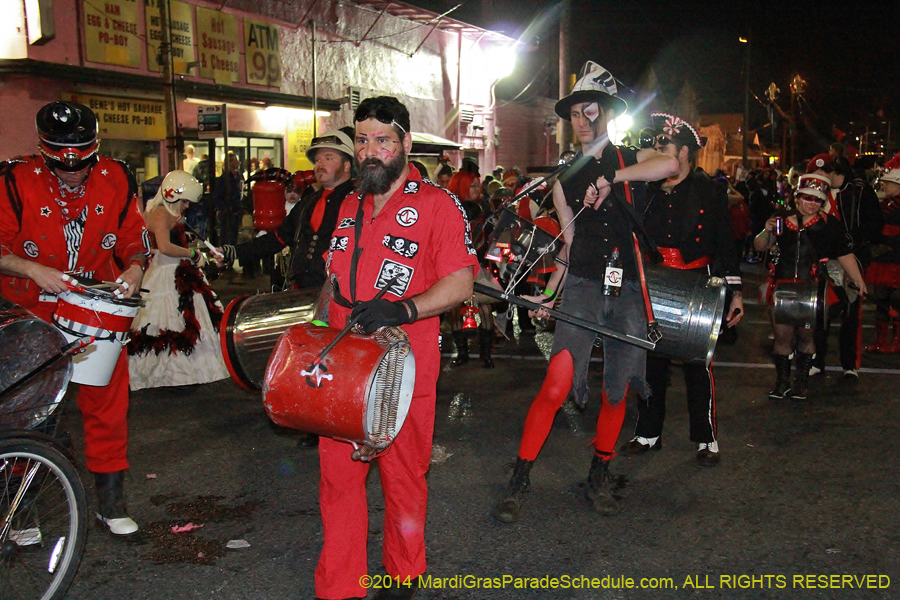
[[2, 69, 899, 598]]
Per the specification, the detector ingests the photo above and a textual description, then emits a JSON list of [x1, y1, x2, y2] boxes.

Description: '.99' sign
[[245, 21, 282, 87]]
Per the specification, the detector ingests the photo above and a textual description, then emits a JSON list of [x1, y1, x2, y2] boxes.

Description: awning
[[411, 132, 461, 154]]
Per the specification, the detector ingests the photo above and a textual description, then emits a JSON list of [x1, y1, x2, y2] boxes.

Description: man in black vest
[[621, 112, 743, 466], [220, 129, 355, 289]]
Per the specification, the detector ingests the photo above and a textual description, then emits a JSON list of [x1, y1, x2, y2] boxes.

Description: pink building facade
[[0, 0, 530, 183]]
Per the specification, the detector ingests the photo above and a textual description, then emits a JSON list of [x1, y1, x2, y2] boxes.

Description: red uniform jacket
[[0, 155, 150, 316]]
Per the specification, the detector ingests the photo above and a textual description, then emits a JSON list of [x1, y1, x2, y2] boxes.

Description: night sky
[[408, 0, 900, 151]]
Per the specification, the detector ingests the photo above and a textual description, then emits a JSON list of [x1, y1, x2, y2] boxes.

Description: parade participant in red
[[621, 112, 743, 466], [314, 96, 476, 600], [754, 174, 866, 400], [866, 156, 900, 352], [446, 168, 497, 367], [0, 101, 150, 535], [492, 61, 679, 523]]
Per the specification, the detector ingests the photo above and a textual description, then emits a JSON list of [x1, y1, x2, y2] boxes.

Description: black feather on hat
[[555, 61, 627, 120]]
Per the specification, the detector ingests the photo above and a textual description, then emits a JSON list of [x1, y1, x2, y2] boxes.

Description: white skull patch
[[375, 259, 413, 297]]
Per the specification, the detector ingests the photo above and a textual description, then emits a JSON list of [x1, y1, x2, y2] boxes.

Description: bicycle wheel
[[0, 439, 87, 600]]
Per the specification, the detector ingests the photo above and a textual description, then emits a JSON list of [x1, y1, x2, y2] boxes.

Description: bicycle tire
[[0, 438, 87, 600]]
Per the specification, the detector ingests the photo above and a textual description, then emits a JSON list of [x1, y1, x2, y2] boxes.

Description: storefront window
[[100, 139, 161, 184]]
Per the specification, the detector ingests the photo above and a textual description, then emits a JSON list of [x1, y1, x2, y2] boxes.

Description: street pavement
[[60, 264, 900, 599]]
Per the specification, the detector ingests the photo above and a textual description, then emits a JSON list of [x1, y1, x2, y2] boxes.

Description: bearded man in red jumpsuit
[[314, 96, 476, 600], [0, 101, 150, 536]]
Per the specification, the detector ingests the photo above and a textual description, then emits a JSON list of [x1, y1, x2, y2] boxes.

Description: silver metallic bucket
[[646, 266, 727, 367], [772, 280, 827, 330]]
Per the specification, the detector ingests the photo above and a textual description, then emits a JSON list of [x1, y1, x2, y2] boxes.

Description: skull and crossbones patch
[[337, 217, 355, 230], [403, 181, 420, 194], [375, 259, 413, 297], [383, 234, 419, 259], [330, 236, 349, 252]]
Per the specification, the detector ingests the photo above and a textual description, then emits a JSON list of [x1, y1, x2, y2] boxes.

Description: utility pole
[[158, 0, 179, 170], [557, 0, 572, 152], [740, 34, 750, 171]]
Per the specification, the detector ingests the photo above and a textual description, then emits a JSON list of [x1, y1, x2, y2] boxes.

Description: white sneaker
[[809, 365, 822, 376], [97, 513, 139, 535], [843, 369, 858, 380]]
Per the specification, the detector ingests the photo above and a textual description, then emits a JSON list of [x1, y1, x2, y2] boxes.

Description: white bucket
[[53, 290, 142, 387]]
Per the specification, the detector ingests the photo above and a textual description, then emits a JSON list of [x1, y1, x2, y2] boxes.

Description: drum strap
[[349, 195, 366, 304], [612, 148, 659, 342], [633, 233, 660, 342]]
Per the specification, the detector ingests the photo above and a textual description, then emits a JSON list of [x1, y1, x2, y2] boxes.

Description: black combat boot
[[585, 455, 620, 515], [450, 331, 469, 366], [478, 328, 495, 369], [492, 458, 533, 523], [768, 354, 792, 399], [790, 352, 814, 400], [94, 471, 139, 536]]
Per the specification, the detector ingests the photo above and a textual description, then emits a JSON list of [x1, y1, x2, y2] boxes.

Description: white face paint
[[583, 103, 600, 123]]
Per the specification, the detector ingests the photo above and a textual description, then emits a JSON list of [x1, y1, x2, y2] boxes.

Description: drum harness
[[491, 147, 664, 346], [307, 195, 409, 460]]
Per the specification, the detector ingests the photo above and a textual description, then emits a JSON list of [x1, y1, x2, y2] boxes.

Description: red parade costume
[[316, 168, 477, 599], [0, 155, 150, 472]]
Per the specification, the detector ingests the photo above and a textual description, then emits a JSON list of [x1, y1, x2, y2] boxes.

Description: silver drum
[[772, 280, 827, 330], [220, 289, 318, 390], [0, 298, 72, 429], [646, 266, 727, 367]]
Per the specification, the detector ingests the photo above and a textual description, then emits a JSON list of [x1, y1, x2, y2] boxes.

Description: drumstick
[[309, 275, 400, 370], [0, 337, 94, 401], [847, 283, 900, 319], [473, 282, 657, 351], [181, 221, 224, 259]]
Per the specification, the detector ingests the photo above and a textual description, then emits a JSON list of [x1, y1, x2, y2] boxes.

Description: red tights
[[517, 351, 628, 461]]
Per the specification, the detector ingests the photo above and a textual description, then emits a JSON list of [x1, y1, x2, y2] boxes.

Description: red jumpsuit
[[0, 155, 150, 473], [317, 168, 476, 599]]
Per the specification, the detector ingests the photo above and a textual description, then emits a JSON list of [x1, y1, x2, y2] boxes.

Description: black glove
[[220, 245, 237, 265], [351, 299, 413, 334]]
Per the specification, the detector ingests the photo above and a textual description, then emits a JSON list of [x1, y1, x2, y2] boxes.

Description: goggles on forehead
[[353, 106, 407, 134], [39, 139, 99, 172], [311, 134, 343, 146]]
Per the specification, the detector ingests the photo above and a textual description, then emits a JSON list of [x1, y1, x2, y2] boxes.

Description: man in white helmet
[[492, 61, 679, 523]]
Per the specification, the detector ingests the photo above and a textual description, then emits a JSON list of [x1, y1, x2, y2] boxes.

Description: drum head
[[0, 304, 72, 430]]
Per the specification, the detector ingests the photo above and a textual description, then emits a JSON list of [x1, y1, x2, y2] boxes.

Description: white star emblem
[[40, 206, 51, 217], [34, 167, 42, 175], [95, 205, 104, 215], [101, 169, 108, 176]]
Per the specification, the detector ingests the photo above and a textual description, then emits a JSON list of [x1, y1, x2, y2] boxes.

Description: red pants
[[33, 302, 130, 474], [315, 383, 436, 599]]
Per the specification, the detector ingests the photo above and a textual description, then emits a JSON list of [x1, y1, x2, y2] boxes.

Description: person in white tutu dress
[[127, 170, 229, 390]]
